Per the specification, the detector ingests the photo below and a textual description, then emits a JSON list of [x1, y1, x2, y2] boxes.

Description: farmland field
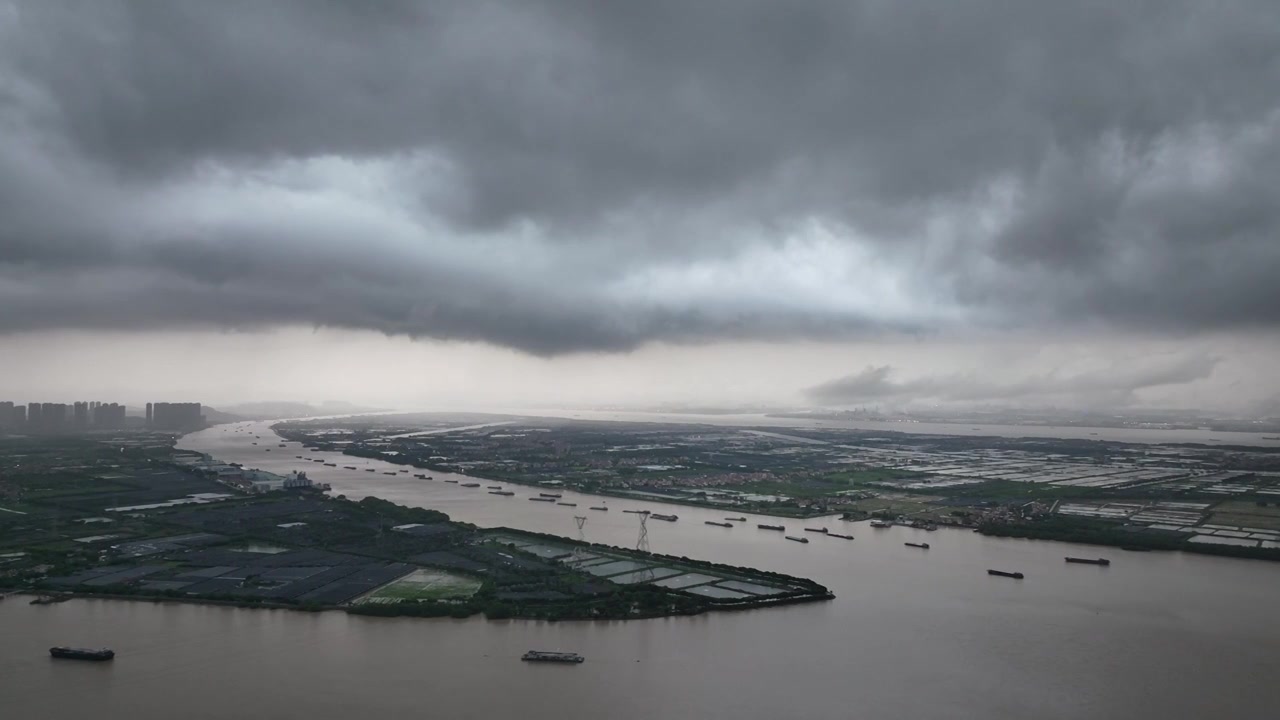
[[354, 568, 482, 604]]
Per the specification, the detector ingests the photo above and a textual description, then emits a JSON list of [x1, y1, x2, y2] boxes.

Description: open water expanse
[[3, 419, 1280, 719]]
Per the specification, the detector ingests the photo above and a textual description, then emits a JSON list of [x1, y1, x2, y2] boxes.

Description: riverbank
[[328, 439, 837, 519], [977, 517, 1280, 563]]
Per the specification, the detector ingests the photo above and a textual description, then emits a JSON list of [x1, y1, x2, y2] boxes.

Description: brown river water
[[2, 419, 1278, 719]]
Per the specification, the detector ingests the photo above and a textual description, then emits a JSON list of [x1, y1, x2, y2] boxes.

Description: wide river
[[3, 419, 1279, 719]]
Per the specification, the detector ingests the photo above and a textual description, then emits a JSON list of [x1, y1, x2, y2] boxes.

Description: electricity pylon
[[635, 513, 654, 582], [572, 516, 588, 561]]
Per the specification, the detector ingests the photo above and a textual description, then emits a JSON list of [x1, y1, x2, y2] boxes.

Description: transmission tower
[[635, 513, 649, 553], [635, 514, 654, 583], [572, 516, 588, 561]]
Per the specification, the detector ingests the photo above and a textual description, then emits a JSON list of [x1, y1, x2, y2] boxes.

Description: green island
[[0, 434, 832, 619], [274, 414, 1280, 562]]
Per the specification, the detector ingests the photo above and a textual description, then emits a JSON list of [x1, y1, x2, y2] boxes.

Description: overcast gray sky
[[1, 1, 1277, 413]]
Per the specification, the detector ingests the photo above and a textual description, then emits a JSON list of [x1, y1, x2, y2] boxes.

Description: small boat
[[870, 520, 892, 528], [650, 514, 678, 522], [296, 456, 303, 458], [414, 474, 426, 479], [365, 469, 376, 473], [278, 444, 286, 448], [828, 533, 854, 540], [539, 493, 562, 499], [725, 517, 747, 522], [785, 535, 809, 544], [426, 476, 434, 480], [489, 490, 515, 496], [521, 650, 584, 664], [49, 647, 114, 661], [1065, 557, 1110, 566], [264, 449, 271, 452], [804, 527, 829, 534], [705, 521, 733, 528], [590, 506, 609, 511], [987, 569, 1024, 579], [905, 542, 930, 549], [557, 502, 577, 507], [529, 497, 556, 503], [758, 524, 785, 531], [398, 469, 409, 473]]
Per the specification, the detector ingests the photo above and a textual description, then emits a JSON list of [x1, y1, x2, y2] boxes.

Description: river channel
[[2, 419, 1279, 719]]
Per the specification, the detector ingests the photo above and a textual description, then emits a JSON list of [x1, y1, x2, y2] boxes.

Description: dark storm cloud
[[806, 353, 1220, 407], [1, 0, 1278, 353]]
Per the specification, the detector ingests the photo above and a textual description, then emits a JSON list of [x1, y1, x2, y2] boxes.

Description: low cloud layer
[[2, 1, 1279, 354], [807, 353, 1220, 408]]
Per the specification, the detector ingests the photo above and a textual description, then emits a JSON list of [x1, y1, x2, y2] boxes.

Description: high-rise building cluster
[[148, 402, 204, 430], [0, 399, 203, 433], [0, 400, 128, 432]]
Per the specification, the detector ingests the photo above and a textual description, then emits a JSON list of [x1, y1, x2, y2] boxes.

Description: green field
[[1209, 500, 1280, 531], [354, 569, 483, 605], [820, 468, 921, 484]]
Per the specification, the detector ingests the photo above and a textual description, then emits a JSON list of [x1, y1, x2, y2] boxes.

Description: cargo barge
[[529, 497, 556, 502], [1065, 557, 1110, 566], [828, 533, 854, 540], [539, 493, 562, 499], [590, 506, 609, 511], [489, 490, 515, 496], [557, 502, 577, 507], [725, 517, 747, 522], [461, 483, 481, 488], [785, 535, 809, 544], [987, 569, 1024, 579], [804, 527, 829, 534], [49, 647, 114, 661], [650, 514, 678, 522], [705, 521, 734, 528], [758, 524, 785, 531], [522, 650, 584, 664], [905, 542, 930, 549]]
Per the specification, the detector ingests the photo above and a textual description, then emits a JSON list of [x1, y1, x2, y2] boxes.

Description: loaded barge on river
[[522, 650, 584, 664], [50, 647, 114, 661]]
